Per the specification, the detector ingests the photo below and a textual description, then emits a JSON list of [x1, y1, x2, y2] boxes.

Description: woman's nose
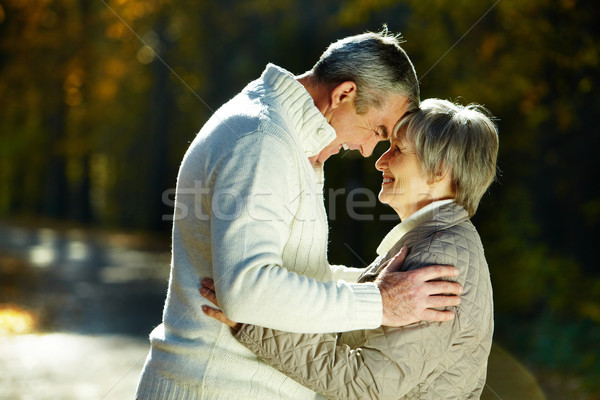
[[375, 149, 390, 171]]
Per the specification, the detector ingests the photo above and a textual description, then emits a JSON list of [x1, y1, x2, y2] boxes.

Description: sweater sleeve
[[210, 131, 382, 333], [329, 264, 366, 282]]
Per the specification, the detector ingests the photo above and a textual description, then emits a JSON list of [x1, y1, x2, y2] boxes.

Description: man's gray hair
[[312, 27, 420, 114], [397, 98, 499, 217]]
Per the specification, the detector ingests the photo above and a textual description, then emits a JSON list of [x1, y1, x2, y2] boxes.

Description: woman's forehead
[[391, 128, 410, 145]]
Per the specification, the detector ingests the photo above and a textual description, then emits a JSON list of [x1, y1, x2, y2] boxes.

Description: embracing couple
[[136, 28, 498, 400]]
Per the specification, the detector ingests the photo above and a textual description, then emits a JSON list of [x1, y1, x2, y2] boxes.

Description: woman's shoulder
[[432, 218, 482, 249], [405, 220, 491, 303], [427, 222, 493, 322], [407, 217, 482, 259]]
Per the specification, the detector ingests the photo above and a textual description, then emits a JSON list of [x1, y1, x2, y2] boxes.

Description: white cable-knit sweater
[[136, 64, 383, 400]]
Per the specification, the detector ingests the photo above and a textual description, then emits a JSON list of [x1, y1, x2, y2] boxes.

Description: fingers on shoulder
[[428, 280, 463, 296], [429, 294, 461, 308], [421, 308, 456, 322], [412, 264, 459, 282]]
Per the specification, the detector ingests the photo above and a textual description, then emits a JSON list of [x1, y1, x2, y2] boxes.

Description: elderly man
[[136, 30, 461, 400]]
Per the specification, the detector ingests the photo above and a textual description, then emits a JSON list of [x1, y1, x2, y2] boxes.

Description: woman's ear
[[329, 81, 357, 110], [429, 166, 455, 197], [429, 165, 450, 185]]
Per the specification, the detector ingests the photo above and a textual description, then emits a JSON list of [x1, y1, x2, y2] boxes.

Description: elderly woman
[[201, 98, 499, 399]]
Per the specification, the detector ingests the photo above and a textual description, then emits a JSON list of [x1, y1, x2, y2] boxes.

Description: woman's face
[[375, 131, 435, 220]]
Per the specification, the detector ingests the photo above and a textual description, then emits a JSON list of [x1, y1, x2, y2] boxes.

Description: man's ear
[[329, 81, 357, 109]]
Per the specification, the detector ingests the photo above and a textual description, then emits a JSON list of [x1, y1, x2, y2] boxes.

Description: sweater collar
[[376, 200, 456, 256], [260, 64, 337, 157]]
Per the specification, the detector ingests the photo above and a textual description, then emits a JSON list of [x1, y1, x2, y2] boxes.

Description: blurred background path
[[0, 221, 169, 399], [1, 334, 148, 400]]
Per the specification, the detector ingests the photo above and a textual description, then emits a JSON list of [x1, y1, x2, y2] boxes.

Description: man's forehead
[[377, 96, 410, 125], [387, 95, 411, 113]]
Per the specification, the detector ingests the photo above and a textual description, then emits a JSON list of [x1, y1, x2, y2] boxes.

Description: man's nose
[[360, 137, 379, 157]]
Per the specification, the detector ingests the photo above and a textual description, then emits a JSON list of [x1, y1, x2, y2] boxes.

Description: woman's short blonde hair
[[396, 98, 499, 217]]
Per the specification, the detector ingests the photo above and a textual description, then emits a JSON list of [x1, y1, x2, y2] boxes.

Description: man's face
[[314, 94, 411, 164]]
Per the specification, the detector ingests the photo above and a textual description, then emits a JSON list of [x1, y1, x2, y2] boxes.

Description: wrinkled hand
[[375, 246, 462, 327], [200, 278, 242, 331]]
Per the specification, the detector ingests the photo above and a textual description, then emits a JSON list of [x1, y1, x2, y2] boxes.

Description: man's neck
[[296, 73, 330, 116], [296, 72, 338, 167]]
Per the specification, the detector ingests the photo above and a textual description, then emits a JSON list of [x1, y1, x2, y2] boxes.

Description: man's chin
[[311, 146, 341, 165], [322, 148, 342, 163]]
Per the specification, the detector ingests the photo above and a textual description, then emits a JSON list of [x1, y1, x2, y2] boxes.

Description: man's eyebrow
[[377, 125, 389, 139]]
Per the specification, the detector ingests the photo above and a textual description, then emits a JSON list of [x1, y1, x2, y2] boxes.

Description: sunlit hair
[[311, 26, 420, 114], [395, 98, 499, 217]]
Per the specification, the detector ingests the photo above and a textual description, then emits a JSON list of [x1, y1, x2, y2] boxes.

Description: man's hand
[[375, 246, 462, 327]]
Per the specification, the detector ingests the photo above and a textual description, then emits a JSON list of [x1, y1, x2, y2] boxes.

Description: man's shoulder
[[200, 86, 296, 144], [201, 91, 263, 137]]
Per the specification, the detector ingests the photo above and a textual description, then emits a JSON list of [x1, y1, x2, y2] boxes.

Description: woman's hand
[[200, 278, 242, 331]]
